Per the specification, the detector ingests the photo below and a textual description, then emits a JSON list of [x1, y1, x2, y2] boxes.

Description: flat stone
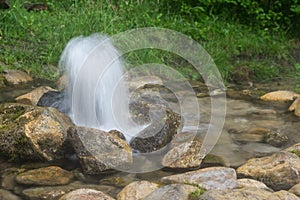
[[22, 181, 118, 200], [143, 184, 198, 200], [117, 181, 159, 200], [16, 166, 74, 186], [260, 90, 300, 101], [270, 190, 300, 200], [3, 70, 32, 85], [15, 86, 57, 106], [237, 151, 300, 190], [161, 167, 240, 190], [59, 188, 115, 200]]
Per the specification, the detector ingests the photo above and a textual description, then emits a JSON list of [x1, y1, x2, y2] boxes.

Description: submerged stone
[[15, 166, 74, 186]]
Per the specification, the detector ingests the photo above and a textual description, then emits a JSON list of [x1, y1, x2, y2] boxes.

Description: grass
[[0, 0, 299, 83]]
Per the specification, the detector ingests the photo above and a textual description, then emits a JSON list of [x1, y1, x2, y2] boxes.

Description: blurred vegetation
[[0, 0, 299, 83]]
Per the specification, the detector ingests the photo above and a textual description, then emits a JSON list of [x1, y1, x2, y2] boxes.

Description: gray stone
[[237, 178, 273, 192], [67, 126, 132, 174], [0, 103, 73, 161], [59, 188, 115, 200], [161, 167, 240, 190], [237, 151, 300, 190], [15, 166, 74, 186], [289, 97, 300, 117], [144, 184, 198, 200], [117, 181, 159, 200]]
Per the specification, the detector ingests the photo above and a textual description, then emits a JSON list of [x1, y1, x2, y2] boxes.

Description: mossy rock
[[0, 103, 73, 161], [0, 74, 6, 88]]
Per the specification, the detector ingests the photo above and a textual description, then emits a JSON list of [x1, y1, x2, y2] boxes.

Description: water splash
[[59, 34, 139, 141]]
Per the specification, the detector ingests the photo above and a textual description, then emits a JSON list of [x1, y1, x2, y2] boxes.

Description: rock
[[15, 166, 74, 186], [241, 142, 280, 157], [161, 167, 240, 190], [37, 91, 67, 113], [129, 103, 182, 153], [25, 3, 49, 11], [67, 126, 132, 174], [15, 86, 57, 106], [237, 178, 273, 191], [199, 187, 273, 200], [0, 74, 6, 88], [0, 189, 21, 200], [201, 154, 226, 167], [260, 90, 300, 101], [264, 131, 288, 147], [59, 188, 115, 200], [237, 151, 300, 190], [285, 143, 300, 157], [99, 173, 138, 187], [22, 181, 118, 200], [126, 75, 163, 92], [56, 75, 68, 91], [1, 168, 25, 190], [228, 127, 269, 143], [289, 97, 300, 117], [143, 184, 198, 200], [0, 103, 73, 161], [3, 70, 32, 85], [270, 190, 300, 200], [289, 182, 300, 196], [117, 181, 159, 200], [162, 140, 203, 168]]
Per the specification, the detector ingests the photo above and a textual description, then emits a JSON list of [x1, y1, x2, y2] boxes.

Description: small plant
[[189, 188, 205, 199]]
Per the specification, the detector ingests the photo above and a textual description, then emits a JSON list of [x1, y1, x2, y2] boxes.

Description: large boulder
[[67, 126, 132, 174], [237, 151, 300, 190], [260, 90, 300, 101], [0, 103, 73, 161]]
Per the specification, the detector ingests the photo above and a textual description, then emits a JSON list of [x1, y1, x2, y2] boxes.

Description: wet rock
[[0, 103, 73, 161], [1, 168, 25, 190], [117, 181, 159, 200], [15, 86, 56, 106], [201, 154, 226, 167], [0, 74, 6, 88], [37, 91, 67, 113], [129, 103, 182, 153], [237, 178, 273, 191], [144, 184, 198, 200], [161, 167, 240, 190], [289, 182, 300, 196], [67, 126, 132, 174], [199, 187, 273, 200], [237, 151, 300, 190], [228, 127, 269, 143], [0, 189, 21, 200], [3, 70, 32, 85], [285, 143, 300, 157], [99, 173, 138, 187], [15, 166, 74, 186], [22, 181, 118, 200], [241, 142, 280, 157], [260, 90, 300, 101], [162, 140, 203, 168], [289, 97, 300, 117], [59, 188, 115, 200], [126, 75, 163, 92], [56, 75, 68, 91], [264, 131, 288, 147]]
